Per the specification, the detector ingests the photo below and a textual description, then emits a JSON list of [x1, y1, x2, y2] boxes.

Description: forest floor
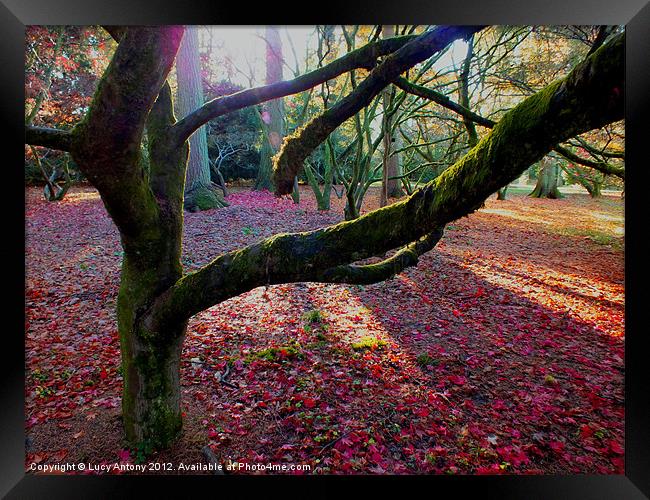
[[25, 185, 624, 475]]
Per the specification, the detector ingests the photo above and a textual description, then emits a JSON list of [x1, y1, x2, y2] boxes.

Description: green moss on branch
[[145, 31, 624, 333]]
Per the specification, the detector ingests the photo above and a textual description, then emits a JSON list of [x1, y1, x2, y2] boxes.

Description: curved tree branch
[[319, 227, 444, 284], [553, 144, 624, 179], [171, 34, 421, 146], [394, 76, 496, 128], [144, 32, 624, 332], [272, 25, 485, 195], [571, 136, 625, 159]]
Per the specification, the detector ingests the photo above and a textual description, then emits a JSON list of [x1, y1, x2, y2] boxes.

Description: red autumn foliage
[[25, 185, 624, 474]]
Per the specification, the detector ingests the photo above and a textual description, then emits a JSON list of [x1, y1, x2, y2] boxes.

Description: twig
[[202, 446, 226, 475], [186, 359, 239, 390]]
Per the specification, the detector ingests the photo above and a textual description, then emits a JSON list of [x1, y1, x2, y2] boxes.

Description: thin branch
[[273, 25, 485, 195]]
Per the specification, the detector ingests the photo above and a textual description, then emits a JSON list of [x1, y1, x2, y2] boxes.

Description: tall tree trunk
[[529, 157, 563, 198], [459, 35, 479, 148], [176, 26, 227, 211], [586, 180, 602, 197], [381, 25, 403, 205], [256, 26, 287, 192], [344, 184, 360, 220], [119, 83, 189, 446], [117, 82, 190, 447]]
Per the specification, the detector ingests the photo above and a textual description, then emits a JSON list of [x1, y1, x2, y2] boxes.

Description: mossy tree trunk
[[564, 164, 605, 197], [255, 26, 286, 193], [529, 157, 563, 198], [117, 257, 187, 448], [587, 180, 603, 197], [116, 82, 190, 447], [25, 27, 624, 451], [381, 24, 403, 204], [255, 139, 275, 191], [176, 26, 227, 211], [344, 185, 360, 220]]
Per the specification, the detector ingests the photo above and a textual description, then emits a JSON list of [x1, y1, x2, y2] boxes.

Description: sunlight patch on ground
[[325, 293, 392, 347], [441, 251, 624, 338], [479, 195, 624, 243], [61, 190, 101, 204], [591, 212, 624, 223], [480, 208, 551, 225]]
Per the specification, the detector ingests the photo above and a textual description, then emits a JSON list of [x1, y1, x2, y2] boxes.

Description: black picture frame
[[5, 0, 649, 497]]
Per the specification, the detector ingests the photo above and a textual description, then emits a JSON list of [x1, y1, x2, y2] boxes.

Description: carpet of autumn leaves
[[25, 185, 624, 475]]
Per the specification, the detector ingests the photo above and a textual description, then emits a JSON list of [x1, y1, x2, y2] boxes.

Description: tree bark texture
[[381, 24, 403, 203], [176, 26, 227, 211], [256, 26, 285, 191]]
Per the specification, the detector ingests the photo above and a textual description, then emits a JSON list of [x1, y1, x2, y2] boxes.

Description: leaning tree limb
[[552, 144, 624, 179], [272, 25, 485, 195], [144, 32, 624, 332], [170, 33, 423, 146], [394, 77, 495, 128], [571, 136, 625, 159], [319, 227, 445, 284]]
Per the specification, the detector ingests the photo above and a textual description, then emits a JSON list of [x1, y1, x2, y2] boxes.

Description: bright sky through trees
[[197, 26, 469, 87]]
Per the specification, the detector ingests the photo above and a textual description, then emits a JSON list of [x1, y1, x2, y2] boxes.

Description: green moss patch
[[302, 309, 325, 324], [416, 353, 438, 368], [351, 336, 387, 351], [245, 343, 303, 364]]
